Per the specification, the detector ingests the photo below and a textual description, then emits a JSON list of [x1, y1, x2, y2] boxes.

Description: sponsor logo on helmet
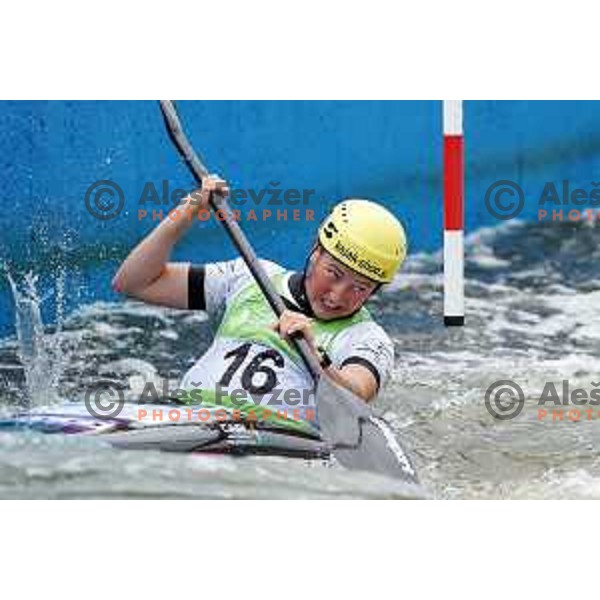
[[333, 240, 385, 280], [322, 220, 339, 239]]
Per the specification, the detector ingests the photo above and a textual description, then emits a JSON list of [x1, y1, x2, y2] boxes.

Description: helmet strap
[[300, 242, 319, 315]]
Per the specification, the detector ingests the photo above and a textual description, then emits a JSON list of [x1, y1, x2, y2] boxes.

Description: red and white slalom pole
[[443, 100, 464, 326]]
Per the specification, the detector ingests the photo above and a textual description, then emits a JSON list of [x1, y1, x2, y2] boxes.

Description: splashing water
[[2, 265, 68, 408]]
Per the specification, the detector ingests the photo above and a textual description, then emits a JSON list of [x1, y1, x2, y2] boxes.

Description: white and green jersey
[[181, 258, 394, 434]]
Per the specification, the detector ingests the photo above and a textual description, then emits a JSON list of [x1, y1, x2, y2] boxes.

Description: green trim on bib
[[181, 387, 319, 436]]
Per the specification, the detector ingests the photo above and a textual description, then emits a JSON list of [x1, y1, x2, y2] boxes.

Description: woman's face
[[305, 248, 379, 320]]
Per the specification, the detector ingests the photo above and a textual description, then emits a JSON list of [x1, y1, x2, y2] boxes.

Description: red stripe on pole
[[444, 135, 463, 231]]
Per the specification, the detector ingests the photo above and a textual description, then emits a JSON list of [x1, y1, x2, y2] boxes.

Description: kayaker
[[112, 175, 407, 433]]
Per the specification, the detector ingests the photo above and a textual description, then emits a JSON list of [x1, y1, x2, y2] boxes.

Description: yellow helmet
[[317, 199, 407, 283]]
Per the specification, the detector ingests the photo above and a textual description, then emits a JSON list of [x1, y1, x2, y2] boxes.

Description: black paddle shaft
[[159, 101, 322, 381]]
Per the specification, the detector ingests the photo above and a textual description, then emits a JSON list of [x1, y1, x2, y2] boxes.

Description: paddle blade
[[315, 375, 420, 484], [315, 374, 371, 446], [333, 416, 419, 483]]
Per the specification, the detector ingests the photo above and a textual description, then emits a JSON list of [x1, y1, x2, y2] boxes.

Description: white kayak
[[0, 399, 423, 490]]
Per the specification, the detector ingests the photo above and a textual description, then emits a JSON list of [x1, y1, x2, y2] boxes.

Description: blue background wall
[[1, 100, 600, 338]]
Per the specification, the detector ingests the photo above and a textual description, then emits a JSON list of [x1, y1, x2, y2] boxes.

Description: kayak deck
[[0, 402, 422, 487], [0, 409, 330, 460]]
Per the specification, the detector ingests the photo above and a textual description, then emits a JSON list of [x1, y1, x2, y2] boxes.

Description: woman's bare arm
[[112, 176, 228, 309]]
